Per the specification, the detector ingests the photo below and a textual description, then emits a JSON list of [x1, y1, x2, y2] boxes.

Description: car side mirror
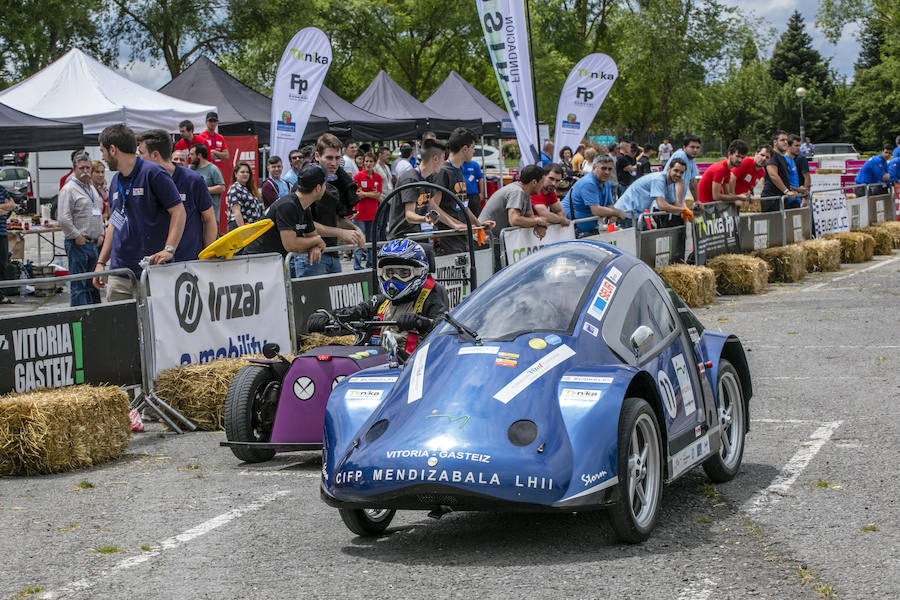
[[629, 326, 654, 364], [262, 343, 280, 359]]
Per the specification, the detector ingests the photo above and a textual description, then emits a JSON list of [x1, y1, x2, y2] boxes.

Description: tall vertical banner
[[554, 54, 618, 161], [270, 27, 331, 159], [476, 0, 540, 165]]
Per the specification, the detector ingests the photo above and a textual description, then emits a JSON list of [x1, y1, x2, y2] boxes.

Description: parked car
[[0, 165, 31, 209], [811, 143, 859, 163], [321, 240, 752, 542]]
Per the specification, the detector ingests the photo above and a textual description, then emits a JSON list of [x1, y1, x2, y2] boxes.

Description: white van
[[27, 147, 105, 202]]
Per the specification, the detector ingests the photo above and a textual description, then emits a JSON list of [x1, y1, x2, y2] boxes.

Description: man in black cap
[[195, 111, 229, 174], [244, 164, 327, 274]]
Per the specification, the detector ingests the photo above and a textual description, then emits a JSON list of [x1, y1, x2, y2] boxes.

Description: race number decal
[[657, 370, 678, 418]]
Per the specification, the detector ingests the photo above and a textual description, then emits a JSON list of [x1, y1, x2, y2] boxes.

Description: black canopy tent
[[424, 71, 509, 137], [158, 56, 329, 143], [353, 71, 482, 136], [0, 101, 85, 152], [314, 86, 417, 141]]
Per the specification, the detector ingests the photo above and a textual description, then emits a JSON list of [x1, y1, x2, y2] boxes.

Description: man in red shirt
[[173, 120, 197, 152], [530, 163, 570, 225], [697, 139, 750, 204], [194, 112, 229, 175], [732, 143, 771, 195], [351, 152, 383, 269]]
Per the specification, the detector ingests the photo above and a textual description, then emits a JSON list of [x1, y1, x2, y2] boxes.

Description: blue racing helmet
[[377, 239, 429, 302]]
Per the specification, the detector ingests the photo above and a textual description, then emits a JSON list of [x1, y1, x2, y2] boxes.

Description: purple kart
[[221, 315, 397, 463]]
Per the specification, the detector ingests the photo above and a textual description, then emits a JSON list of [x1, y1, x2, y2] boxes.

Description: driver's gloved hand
[[397, 313, 429, 332], [307, 313, 331, 333]]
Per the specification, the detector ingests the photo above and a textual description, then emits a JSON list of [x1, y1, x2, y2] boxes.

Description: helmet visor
[[378, 265, 424, 283]]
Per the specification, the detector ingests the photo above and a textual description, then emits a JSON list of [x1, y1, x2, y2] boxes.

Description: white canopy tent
[[0, 48, 215, 134]]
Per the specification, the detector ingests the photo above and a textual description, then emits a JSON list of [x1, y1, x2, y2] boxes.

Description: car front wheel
[[339, 508, 396, 536], [609, 397, 663, 543]]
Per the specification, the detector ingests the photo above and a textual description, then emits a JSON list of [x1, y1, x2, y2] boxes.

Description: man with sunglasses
[[306, 239, 448, 361], [283, 146, 314, 188]]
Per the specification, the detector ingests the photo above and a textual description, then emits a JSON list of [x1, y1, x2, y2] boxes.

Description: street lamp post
[[796, 86, 807, 144]]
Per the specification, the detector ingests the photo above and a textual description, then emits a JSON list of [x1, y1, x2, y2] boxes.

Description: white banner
[[580, 227, 638, 257], [434, 248, 494, 308], [147, 255, 291, 377], [477, 0, 540, 165], [811, 191, 851, 237], [501, 223, 576, 265], [270, 27, 332, 159], [554, 54, 618, 161]]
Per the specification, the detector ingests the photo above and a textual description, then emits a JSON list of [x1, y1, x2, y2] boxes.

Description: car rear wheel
[[339, 508, 396, 536], [224, 365, 279, 463], [609, 397, 663, 543], [703, 359, 746, 482]]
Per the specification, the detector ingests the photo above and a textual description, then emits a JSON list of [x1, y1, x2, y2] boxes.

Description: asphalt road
[[2, 251, 898, 600]]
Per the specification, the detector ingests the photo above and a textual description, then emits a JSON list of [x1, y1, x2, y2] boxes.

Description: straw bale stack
[[155, 334, 356, 431], [706, 254, 769, 295], [823, 232, 875, 263], [872, 221, 900, 249], [859, 226, 893, 255], [0, 385, 130, 475], [739, 200, 762, 213], [752, 245, 808, 283], [656, 264, 717, 307], [797, 239, 841, 272]]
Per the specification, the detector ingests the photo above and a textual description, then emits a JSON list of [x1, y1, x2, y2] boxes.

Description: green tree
[[854, 19, 885, 71], [107, 0, 231, 78], [0, 0, 112, 87], [817, 0, 899, 48], [769, 11, 833, 93]]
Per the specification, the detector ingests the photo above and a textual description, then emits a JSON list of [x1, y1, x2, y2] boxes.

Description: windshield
[[439, 243, 612, 341]]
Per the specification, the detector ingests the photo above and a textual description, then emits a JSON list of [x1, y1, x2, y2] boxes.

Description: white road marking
[[744, 344, 900, 349], [755, 375, 886, 380], [39, 490, 291, 599], [802, 255, 900, 291], [744, 420, 842, 515], [676, 576, 719, 600], [240, 470, 320, 477]]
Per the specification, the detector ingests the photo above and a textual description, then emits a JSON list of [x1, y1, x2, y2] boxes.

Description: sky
[[115, 0, 861, 90]]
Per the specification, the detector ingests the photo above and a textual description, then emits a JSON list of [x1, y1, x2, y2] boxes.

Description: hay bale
[[860, 226, 893, 255], [739, 200, 762, 213], [823, 232, 875, 263], [798, 239, 841, 272], [752, 244, 808, 283], [155, 334, 356, 431], [0, 385, 130, 475], [655, 264, 717, 307], [706, 254, 769, 295], [873, 221, 900, 249]]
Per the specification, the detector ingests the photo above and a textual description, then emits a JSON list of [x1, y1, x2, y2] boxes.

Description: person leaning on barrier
[[664, 135, 701, 207], [732, 144, 771, 196], [479, 164, 547, 240], [614, 158, 689, 229], [564, 155, 625, 235], [59, 152, 105, 306], [761, 130, 801, 212], [854, 144, 893, 197], [93, 124, 186, 302], [697, 139, 750, 206], [306, 239, 448, 362], [244, 163, 326, 270], [530, 163, 571, 227], [387, 138, 445, 240], [137, 129, 217, 261]]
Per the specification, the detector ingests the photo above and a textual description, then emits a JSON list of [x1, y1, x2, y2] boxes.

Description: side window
[[618, 281, 676, 350]]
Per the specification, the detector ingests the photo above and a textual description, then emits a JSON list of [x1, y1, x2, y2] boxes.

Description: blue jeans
[[65, 239, 101, 306], [352, 219, 374, 270], [290, 251, 342, 278]]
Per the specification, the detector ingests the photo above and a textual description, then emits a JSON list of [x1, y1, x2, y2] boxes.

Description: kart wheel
[[610, 397, 663, 544], [339, 508, 396, 536], [224, 365, 279, 463], [703, 359, 746, 483]]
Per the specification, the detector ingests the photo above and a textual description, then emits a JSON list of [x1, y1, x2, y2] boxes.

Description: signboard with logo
[[477, 0, 540, 165], [0, 303, 142, 395], [501, 224, 575, 266], [638, 227, 686, 268], [553, 54, 618, 162], [739, 212, 784, 252], [811, 191, 850, 237], [146, 255, 291, 377], [693, 204, 741, 266], [270, 27, 331, 160]]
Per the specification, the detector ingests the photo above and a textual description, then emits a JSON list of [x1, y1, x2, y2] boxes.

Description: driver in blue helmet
[[307, 239, 449, 358]]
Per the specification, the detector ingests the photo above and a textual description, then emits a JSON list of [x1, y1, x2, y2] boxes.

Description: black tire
[[703, 359, 746, 482], [339, 508, 396, 536], [609, 397, 664, 544], [224, 365, 279, 463]]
